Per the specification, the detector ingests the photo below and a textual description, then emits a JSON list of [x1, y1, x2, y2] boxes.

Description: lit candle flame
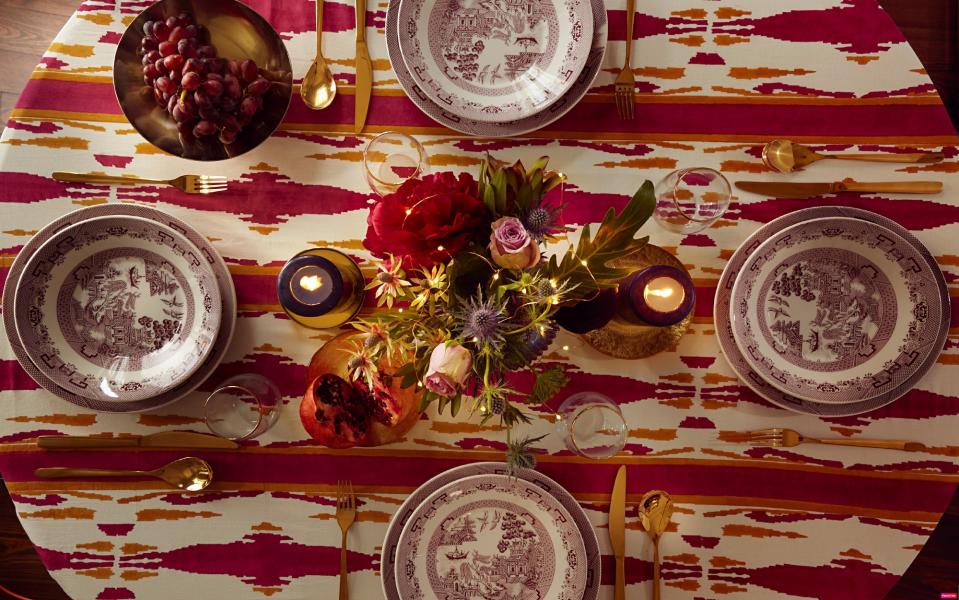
[[299, 275, 323, 292], [646, 287, 674, 299]]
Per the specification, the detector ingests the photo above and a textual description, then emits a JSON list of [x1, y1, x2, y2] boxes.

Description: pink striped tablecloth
[[1, 1, 958, 598]]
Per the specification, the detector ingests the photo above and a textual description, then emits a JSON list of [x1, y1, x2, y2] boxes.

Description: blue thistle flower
[[523, 206, 559, 240], [458, 290, 507, 348]]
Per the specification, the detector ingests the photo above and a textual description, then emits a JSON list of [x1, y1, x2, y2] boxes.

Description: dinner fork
[[53, 172, 228, 194], [336, 480, 357, 600], [731, 428, 925, 451], [613, 0, 636, 120]]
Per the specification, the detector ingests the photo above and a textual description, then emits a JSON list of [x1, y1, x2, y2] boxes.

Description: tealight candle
[[619, 265, 695, 327], [276, 249, 365, 329]]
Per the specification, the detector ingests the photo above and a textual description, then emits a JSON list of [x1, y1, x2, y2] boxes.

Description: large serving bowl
[[114, 0, 293, 161]]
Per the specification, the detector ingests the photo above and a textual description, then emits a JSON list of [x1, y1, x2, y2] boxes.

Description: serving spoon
[[35, 457, 213, 492], [762, 139, 944, 173], [300, 0, 337, 110], [640, 490, 674, 600]]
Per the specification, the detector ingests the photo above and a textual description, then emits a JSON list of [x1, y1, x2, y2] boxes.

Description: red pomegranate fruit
[[300, 374, 372, 448]]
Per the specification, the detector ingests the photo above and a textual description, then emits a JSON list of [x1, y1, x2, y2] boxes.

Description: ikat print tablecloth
[[1, 1, 958, 598]]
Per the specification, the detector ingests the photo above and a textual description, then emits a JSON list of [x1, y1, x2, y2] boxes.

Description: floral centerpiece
[[306, 155, 656, 469]]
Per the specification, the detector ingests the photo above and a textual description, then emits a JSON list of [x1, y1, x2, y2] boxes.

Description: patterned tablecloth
[[1, 1, 958, 599]]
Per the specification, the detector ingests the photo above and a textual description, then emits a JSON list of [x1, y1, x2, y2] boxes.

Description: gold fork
[[731, 428, 925, 451], [335, 480, 357, 600], [613, 0, 636, 120], [53, 172, 228, 194]]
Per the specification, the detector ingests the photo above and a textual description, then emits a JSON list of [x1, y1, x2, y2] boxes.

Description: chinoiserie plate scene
[[0, 0, 957, 599]]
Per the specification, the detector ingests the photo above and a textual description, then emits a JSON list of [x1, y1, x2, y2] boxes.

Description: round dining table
[[1, 0, 958, 598]]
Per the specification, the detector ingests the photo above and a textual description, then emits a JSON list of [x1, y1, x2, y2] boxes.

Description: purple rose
[[423, 343, 472, 397], [489, 217, 540, 270]]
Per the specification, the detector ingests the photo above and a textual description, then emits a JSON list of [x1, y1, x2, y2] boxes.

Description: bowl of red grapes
[[114, 0, 293, 161]]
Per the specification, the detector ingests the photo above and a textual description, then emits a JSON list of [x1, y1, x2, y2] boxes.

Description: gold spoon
[[762, 139, 944, 173], [640, 490, 674, 600], [35, 457, 213, 492], [300, 0, 337, 110]]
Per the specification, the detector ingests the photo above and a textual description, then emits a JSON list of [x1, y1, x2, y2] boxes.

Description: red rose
[[364, 172, 489, 268]]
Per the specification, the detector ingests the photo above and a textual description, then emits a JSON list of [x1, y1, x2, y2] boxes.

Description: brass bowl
[[114, 0, 293, 161]]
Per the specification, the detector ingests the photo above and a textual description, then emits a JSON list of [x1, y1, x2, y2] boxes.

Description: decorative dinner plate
[[2, 204, 236, 413], [397, 0, 593, 122], [716, 207, 949, 416], [730, 217, 943, 404], [396, 473, 588, 600], [13, 215, 221, 402], [381, 463, 600, 600], [387, 0, 606, 136]]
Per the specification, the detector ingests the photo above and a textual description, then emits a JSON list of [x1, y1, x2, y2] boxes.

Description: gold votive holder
[[276, 248, 364, 329]]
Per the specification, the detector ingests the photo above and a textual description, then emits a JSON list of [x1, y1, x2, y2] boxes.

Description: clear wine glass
[[363, 131, 429, 196], [653, 168, 731, 234], [555, 392, 627, 459], [204, 374, 281, 441]]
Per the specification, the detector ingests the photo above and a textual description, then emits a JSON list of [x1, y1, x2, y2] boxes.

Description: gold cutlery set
[[737, 138, 946, 199], [610, 466, 674, 600]]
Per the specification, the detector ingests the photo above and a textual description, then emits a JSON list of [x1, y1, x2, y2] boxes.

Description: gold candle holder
[[582, 244, 694, 359], [276, 248, 365, 329]]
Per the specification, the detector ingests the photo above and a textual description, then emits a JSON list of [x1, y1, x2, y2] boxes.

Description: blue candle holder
[[276, 249, 365, 329], [620, 265, 696, 327]]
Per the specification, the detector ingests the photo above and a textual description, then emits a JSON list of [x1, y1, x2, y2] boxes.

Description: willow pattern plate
[[14, 216, 221, 402], [729, 216, 944, 405], [397, 0, 593, 122], [396, 473, 587, 600]]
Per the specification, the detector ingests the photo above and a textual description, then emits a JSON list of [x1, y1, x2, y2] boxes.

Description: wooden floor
[[0, 1, 957, 598]]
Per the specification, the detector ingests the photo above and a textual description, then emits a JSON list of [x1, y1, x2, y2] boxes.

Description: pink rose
[[423, 343, 472, 397], [489, 217, 540, 270]]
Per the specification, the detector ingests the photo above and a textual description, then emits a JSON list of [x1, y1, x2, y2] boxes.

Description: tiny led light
[[299, 275, 323, 292]]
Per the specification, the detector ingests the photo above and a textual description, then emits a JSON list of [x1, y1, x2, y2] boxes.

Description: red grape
[[169, 26, 186, 43], [168, 69, 181, 85], [143, 64, 160, 80], [154, 59, 168, 74], [223, 74, 242, 98], [141, 37, 158, 51], [205, 72, 224, 83], [167, 95, 178, 114], [165, 16, 178, 29], [194, 120, 216, 137], [143, 50, 161, 64], [194, 90, 212, 109], [158, 41, 176, 57], [240, 59, 258, 83], [183, 58, 202, 74], [181, 71, 201, 90], [198, 107, 220, 121], [201, 79, 223, 97], [177, 39, 196, 58], [155, 76, 175, 94], [163, 54, 184, 72], [152, 22, 170, 41], [197, 45, 216, 59], [239, 96, 259, 117], [182, 25, 198, 39], [218, 128, 237, 144], [246, 77, 270, 96], [143, 21, 155, 37], [177, 13, 192, 27]]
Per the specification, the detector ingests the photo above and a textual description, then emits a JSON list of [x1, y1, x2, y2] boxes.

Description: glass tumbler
[[204, 374, 281, 441], [363, 131, 429, 196], [653, 168, 731, 234], [555, 392, 628, 459]]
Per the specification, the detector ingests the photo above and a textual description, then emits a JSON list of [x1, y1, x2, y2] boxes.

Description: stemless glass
[[363, 131, 429, 196], [555, 392, 627, 459], [653, 168, 731, 234], [204, 374, 281, 441]]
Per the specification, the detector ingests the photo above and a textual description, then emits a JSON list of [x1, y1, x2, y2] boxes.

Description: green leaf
[[450, 393, 462, 417], [540, 181, 656, 303], [530, 365, 570, 405]]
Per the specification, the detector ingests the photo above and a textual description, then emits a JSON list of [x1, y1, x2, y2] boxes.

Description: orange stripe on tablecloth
[[3, 442, 958, 483], [9, 108, 959, 145], [1, 480, 944, 522]]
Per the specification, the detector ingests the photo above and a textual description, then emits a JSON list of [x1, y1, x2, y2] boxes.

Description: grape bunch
[[138, 12, 271, 145]]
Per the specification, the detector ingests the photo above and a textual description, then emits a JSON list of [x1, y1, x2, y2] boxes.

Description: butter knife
[[735, 180, 942, 199], [37, 432, 238, 450], [353, 0, 372, 134], [610, 465, 627, 600]]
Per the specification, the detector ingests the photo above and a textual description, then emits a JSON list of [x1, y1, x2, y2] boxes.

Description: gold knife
[[736, 180, 942, 199], [353, 0, 372, 134], [37, 432, 238, 450], [610, 465, 627, 600]]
